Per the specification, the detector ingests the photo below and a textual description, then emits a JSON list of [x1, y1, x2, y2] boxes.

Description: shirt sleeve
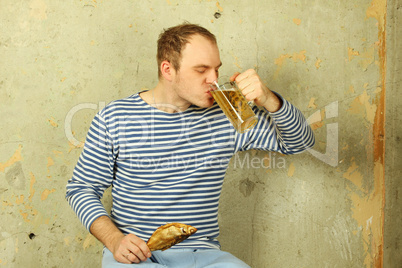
[[235, 92, 315, 154], [65, 110, 117, 232]]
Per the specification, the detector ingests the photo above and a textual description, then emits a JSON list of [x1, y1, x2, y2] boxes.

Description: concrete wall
[[0, 0, 400, 267]]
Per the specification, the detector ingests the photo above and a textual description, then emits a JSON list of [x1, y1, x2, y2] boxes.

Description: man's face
[[171, 34, 222, 108]]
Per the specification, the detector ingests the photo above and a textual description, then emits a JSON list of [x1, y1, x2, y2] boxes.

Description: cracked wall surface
[[1, 0, 400, 267]]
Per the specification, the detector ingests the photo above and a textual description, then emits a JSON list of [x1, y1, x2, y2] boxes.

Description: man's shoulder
[[101, 93, 145, 114]]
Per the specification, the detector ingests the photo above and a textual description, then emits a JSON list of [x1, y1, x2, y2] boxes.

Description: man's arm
[[231, 69, 315, 154], [90, 216, 151, 264], [66, 111, 151, 264]]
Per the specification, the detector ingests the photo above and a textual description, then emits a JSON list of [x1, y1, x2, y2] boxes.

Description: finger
[[130, 234, 152, 258], [230, 72, 241, 82], [127, 234, 152, 260], [114, 253, 131, 264], [242, 87, 257, 102], [235, 69, 256, 83], [237, 79, 253, 92], [236, 74, 260, 92], [125, 251, 141, 264], [240, 81, 262, 102], [126, 244, 147, 263]]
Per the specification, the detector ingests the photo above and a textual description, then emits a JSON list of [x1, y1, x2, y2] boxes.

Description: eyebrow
[[193, 62, 223, 69]]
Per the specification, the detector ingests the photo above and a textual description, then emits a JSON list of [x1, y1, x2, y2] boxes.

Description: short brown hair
[[157, 23, 217, 78]]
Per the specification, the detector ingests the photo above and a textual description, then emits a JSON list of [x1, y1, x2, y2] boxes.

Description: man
[[66, 23, 315, 267]]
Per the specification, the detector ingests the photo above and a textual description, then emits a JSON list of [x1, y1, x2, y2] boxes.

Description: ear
[[160, 60, 175, 81]]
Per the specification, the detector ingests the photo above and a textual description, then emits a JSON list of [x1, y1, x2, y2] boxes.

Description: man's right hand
[[90, 216, 152, 264], [111, 233, 152, 264]]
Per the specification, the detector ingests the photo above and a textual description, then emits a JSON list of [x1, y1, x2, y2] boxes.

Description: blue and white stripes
[[66, 92, 314, 250]]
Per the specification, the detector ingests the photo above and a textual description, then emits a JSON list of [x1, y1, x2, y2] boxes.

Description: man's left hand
[[230, 69, 282, 113]]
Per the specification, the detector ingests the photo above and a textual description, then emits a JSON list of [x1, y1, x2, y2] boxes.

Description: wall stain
[[239, 178, 255, 197], [348, 46, 375, 71], [343, 159, 364, 189], [347, 0, 387, 267], [230, 52, 242, 69], [0, 144, 23, 173], [29, 0, 47, 21], [368, 0, 387, 266], [83, 233, 98, 250], [358, 47, 375, 71], [5, 162, 26, 190]]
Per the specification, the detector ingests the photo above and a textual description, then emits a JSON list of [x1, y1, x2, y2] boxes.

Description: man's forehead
[[181, 35, 220, 64], [185, 34, 217, 48]]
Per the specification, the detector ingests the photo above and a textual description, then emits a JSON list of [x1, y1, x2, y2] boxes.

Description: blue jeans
[[102, 248, 250, 268]]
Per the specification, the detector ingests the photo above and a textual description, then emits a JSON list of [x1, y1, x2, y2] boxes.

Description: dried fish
[[147, 223, 197, 251]]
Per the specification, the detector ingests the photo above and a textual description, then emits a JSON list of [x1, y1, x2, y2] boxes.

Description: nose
[[206, 69, 218, 84]]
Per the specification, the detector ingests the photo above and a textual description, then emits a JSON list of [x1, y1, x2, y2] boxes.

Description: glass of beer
[[210, 77, 258, 133]]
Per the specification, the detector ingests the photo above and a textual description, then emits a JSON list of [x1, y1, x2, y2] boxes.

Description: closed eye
[[195, 68, 207, 74]]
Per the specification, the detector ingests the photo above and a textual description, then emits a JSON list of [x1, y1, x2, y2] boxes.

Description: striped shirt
[[65, 92, 314, 249]]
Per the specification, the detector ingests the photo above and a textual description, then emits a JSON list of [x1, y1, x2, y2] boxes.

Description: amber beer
[[211, 80, 258, 133]]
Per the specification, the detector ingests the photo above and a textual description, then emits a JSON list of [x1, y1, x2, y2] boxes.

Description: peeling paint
[[359, 47, 376, 71], [308, 97, 317, 109], [68, 137, 84, 153], [15, 195, 24, 205], [293, 18, 301, 25], [281, 50, 306, 64], [41, 189, 56, 201], [309, 108, 326, 130], [349, 162, 384, 267], [46, 157, 55, 178], [343, 160, 363, 189], [53, 150, 63, 157], [348, 47, 360, 61], [315, 58, 322, 69], [347, 0, 387, 267], [310, 121, 324, 131], [29, 172, 36, 202], [48, 117, 58, 127], [274, 50, 307, 78], [19, 210, 30, 223], [367, 0, 386, 31], [216, 1, 223, 12], [348, 90, 377, 124], [287, 162, 295, 177]]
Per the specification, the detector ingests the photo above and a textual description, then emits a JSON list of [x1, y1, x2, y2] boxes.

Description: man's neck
[[144, 82, 191, 113]]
